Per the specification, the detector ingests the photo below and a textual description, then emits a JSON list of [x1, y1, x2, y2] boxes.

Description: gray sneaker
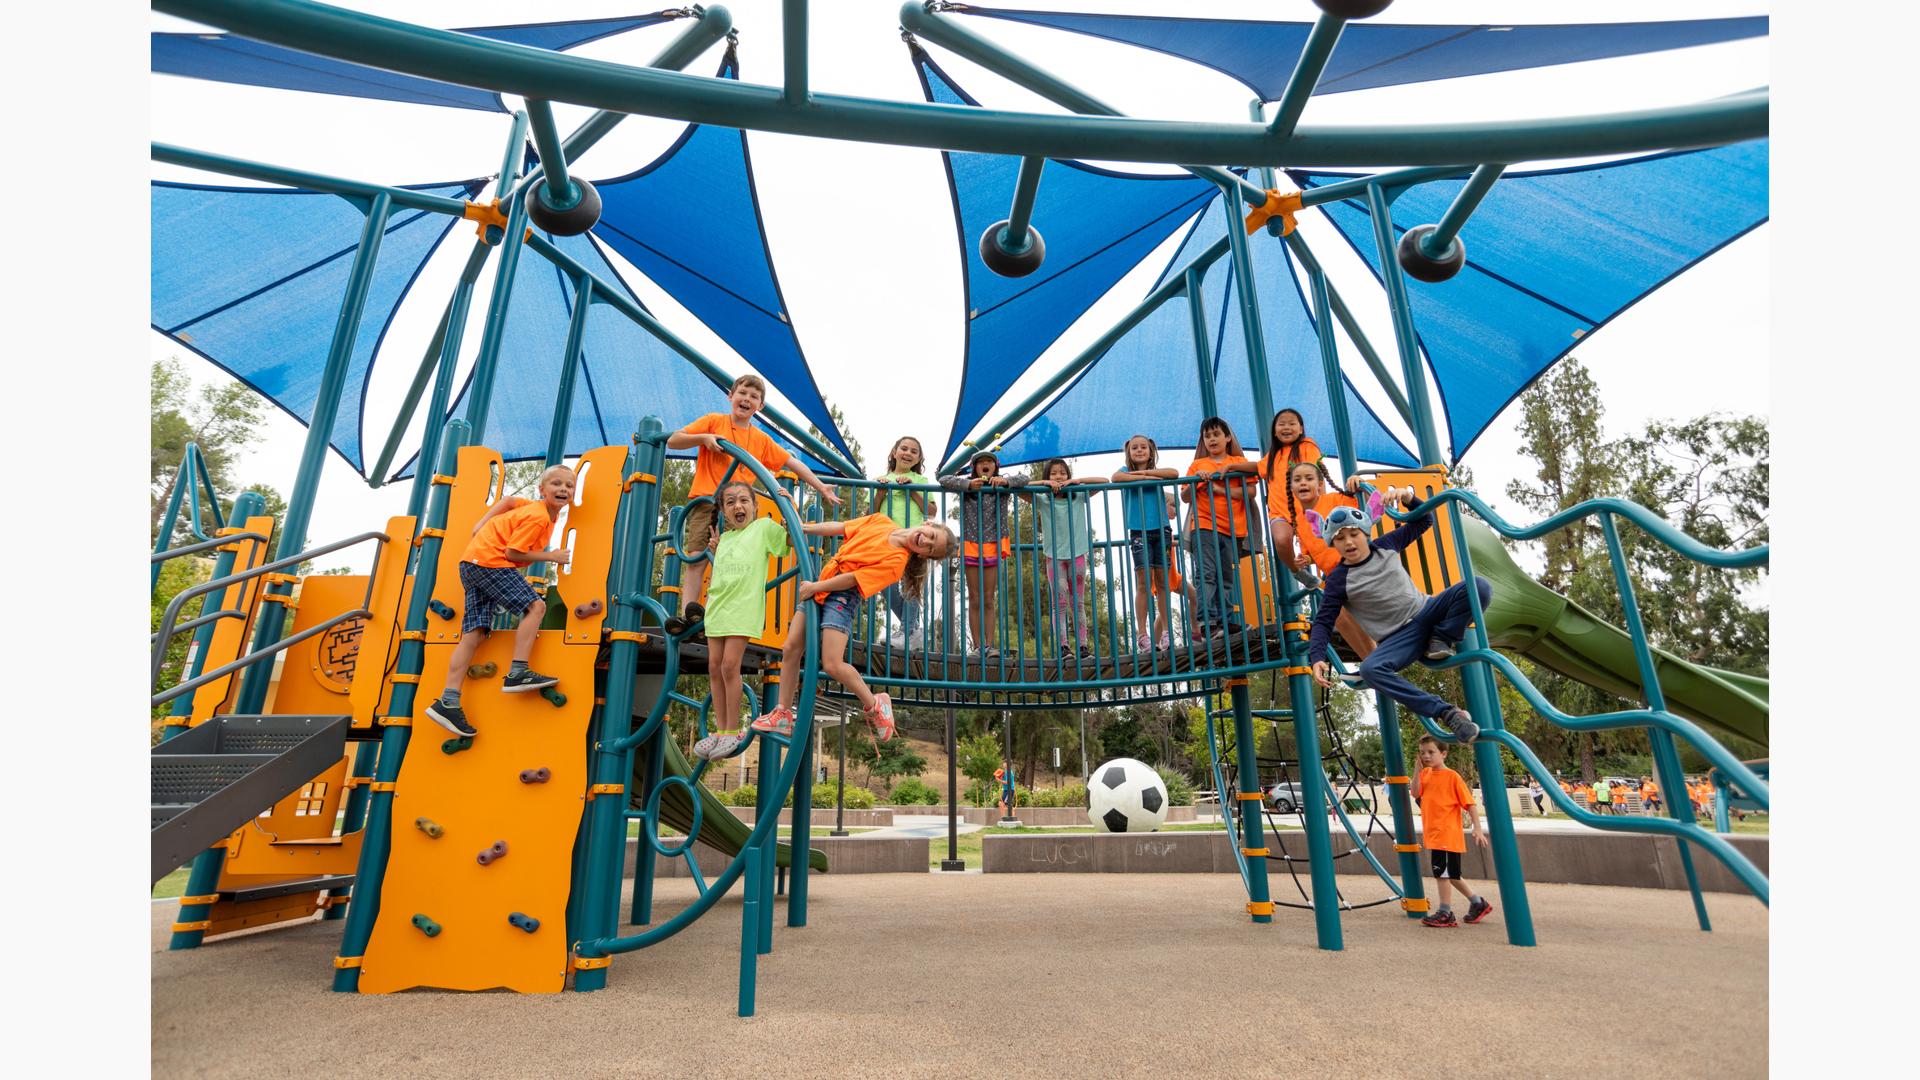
[[1443, 707, 1480, 744], [1425, 636, 1457, 661]]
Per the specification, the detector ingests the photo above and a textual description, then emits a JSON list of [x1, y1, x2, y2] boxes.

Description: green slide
[[1464, 519, 1768, 749], [631, 735, 830, 873]]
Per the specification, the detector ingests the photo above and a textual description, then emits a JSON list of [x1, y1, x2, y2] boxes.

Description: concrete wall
[[981, 829, 1769, 893], [724, 807, 896, 827], [956, 805, 1198, 827], [624, 835, 928, 877]]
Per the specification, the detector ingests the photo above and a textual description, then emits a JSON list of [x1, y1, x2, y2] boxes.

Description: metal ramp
[[151, 714, 351, 883]]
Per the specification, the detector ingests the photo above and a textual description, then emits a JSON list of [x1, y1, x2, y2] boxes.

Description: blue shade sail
[[959, 7, 1768, 101], [1296, 139, 1770, 461], [152, 179, 481, 474], [996, 198, 1416, 471], [588, 49, 854, 460], [395, 232, 833, 480], [152, 12, 681, 112], [913, 49, 1220, 464]]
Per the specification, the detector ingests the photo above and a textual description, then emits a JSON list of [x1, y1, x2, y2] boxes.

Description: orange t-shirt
[[461, 500, 557, 568], [683, 413, 792, 499], [1292, 491, 1360, 574], [1418, 765, 1475, 853], [1641, 780, 1660, 799], [815, 514, 910, 603], [1260, 437, 1324, 519], [1186, 454, 1254, 537]]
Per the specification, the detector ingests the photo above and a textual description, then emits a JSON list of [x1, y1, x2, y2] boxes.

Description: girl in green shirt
[[872, 436, 933, 649], [693, 481, 792, 760]]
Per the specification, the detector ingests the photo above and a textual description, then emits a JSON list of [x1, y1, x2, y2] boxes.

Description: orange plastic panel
[[754, 490, 801, 650], [205, 893, 325, 938], [1237, 553, 1276, 629], [346, 517, 418, 727], [1370, 469, 1463, 598], [188, 515, 277, 725], [556, 446, 627, 645]]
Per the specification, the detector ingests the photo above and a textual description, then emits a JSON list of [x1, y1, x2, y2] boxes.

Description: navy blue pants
[[1357, 577, 1492, 719]]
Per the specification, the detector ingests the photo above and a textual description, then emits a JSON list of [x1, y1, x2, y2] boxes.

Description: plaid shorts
[[458, 562, 539, 634]]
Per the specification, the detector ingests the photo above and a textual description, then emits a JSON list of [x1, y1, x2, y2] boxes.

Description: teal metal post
[[755, 730, 780, 953], [234, 191, 393, 716], [331, 419, 464, 990], [523, 99, 580, 210], [1373, 698, 1427, 917], [1000, 155, 1045, 253], [575, 421, 667, 992], [1220, 180, 1275, 451], [1600, 513, 1712, 930], [631, 711, 667, 927], [544, 275, 594, 466], [1307, 265, 1357, 477], [1283, 671, 1343, 950], [404, 240, 492, 519], [461, 193, 532, 444], [1228, 683, 1274, 925], [1422, 163, 1506, 259], [165, 489, 267, 950], [782, 0, 808, 106], [788, 681, 812, 927], [1363, 183, 1445, 463], [1283, 231, 1415, 430], [738, 844, 760, 1016], [1266, 13, 1348, 141], [1185, 267, 1217, 420]]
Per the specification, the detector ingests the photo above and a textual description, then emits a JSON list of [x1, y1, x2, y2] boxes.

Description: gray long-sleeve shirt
[[939, 473, 1024, 548], [1307, 512, 1434, 662]]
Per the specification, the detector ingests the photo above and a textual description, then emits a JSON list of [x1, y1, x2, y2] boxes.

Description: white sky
[[147, 0, 1769, 571]]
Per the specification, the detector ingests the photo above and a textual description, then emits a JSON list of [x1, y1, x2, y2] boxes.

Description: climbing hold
[[541, 687, 568, 707], [411, 913, 442, 937], [468, 661, 498, 679], [428, 599, 456, 621], [477, 840, 509, 866], [508, 912, 540, 934], [977, 219, 1046, 278], [1396, 224, 1467, 283], [441, 735, 475, 755], [574, 598, 603, 619], [414, 817, 444, 839], [527, 176, 602, 236], [520, 767, 551, 784]]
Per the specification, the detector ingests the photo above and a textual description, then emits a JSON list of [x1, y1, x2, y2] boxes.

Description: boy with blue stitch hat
[[1303, 488, 1485, 746]]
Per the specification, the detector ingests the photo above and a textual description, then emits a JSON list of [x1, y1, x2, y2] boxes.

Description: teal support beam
[[1306, 264, 1358, 478], [155, 1, 1768, 167], [1422, 163, 1506, 259], [1186, 267, 1217, 420], [783, 0, 809, 106], [234, 191, 393, 716], [575, 421, 668, 992], [1266, 13, 1348, 141], [151, 444, 224, 592], [999, 155, 1045, 253], [523, 99, 579, 210], [519, 232, 860, 478], [1600, 512, 1712, 930], [332, 419, 465, 989], [1298, 165, 1469, 211], [151, 142, 471, 217], [369, 290, 456, 489], [1219, 181, 1275, 451], [1284, 670, 1343, 950], [400, 239, 492, 516], [1372, 697, 1427, 917], [544, 275, 594, 466], [1229, 683, 1273, 924], [460, 188, 531, 444], [738, 843, 761, 1016], [1282, 231, 1415, 431], [789, 689, 814, 927], [1364, 183, 1446, 464]]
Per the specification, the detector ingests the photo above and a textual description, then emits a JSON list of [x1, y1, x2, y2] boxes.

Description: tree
[[152, 357, 265, 541], [956, 732, 1002, 787], [857, 736, 928, 794], [809, 400, 864, 478]]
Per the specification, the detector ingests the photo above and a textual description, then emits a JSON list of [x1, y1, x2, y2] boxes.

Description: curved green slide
[[631, 736, 829, 873], [1464, 519, 1768, 749]]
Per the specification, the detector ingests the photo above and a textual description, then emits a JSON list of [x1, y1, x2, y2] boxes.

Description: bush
[[808, 782, 876, 809], [964, 778, 996, 808], [722, 784, 757, 807], [1156, 767, 1195, 807], [1027, 783, 1087, 809], [888, 777, 942, 806]]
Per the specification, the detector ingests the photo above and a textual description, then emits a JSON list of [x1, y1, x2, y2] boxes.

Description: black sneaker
[[501, 669, 560, 693], [1464, 896, 1494, 924], [426, 700, 476, 737], [1078, 644, 1097, 660], [1425, 636, 1458, 661], [1442, 706, 1480, 744]]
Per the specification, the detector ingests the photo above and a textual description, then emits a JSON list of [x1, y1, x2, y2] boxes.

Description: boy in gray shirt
[[1304, 491, 1483, 744]]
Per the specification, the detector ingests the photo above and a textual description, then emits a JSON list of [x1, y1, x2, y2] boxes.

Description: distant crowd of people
[[1521, 775, 1738, 820]]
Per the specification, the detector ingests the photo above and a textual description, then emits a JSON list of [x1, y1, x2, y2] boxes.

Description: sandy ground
[[152, 873, 1766, 1079]]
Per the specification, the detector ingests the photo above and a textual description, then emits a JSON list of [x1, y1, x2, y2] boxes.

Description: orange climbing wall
[[359, 445, 628, 994], [1371, 469, 1464, 598]]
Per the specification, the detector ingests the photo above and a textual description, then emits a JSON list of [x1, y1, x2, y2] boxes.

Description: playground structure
[[149, 1, 1770, 1015]]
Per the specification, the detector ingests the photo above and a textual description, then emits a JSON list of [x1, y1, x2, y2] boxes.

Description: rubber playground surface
[[152, 873, 1766, 1078]]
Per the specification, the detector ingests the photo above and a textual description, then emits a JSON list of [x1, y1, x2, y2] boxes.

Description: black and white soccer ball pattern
[[1086, 757, 1169, 833]]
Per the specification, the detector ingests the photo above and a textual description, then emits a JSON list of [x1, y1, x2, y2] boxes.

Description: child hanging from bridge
[[750, 513, 957, 743], [692, 481, 792, 762], [1304, 488, 1484, 746], [425, 465, 575, 738], [1412, 734, 1493, 927]]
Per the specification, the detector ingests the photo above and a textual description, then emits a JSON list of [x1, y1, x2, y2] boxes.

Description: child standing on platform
[[1184, 417, 1260, 640], [664, 374, 840, 633], [1260, 408, 1324, 564], [1020, 457, 1103, 660], [941, 451, 1025, 659], [872, 435, 933, 648], [1412, 735, 1494, 927], [751, 514, 957, 741], [1113, 435, 1178, 652], [692, 482, 791, 761], [426, 466, 575, 738]]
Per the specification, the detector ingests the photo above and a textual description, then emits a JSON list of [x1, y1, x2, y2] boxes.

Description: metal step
[[150, 715, 350, 884], [220, 874, 356, 904]]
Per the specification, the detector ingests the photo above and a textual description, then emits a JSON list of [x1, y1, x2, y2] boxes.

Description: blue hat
[[1318, 504, 1372, 541]]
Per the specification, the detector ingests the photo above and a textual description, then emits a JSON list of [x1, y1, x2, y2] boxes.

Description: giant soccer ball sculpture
[[1087, 758, 1169, 833]]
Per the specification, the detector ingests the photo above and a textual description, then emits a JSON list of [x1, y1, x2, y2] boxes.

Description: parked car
[[1266, 781, 1305, 813]]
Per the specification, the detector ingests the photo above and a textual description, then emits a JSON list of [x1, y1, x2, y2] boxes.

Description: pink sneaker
[[750, 706, 795, 737], [865, 693, 896, 742], [1135, 633, 1152, 651], [1156, 630, 1171, 650]]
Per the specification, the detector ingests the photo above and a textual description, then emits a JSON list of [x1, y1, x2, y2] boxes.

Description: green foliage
[[1094, 710, 1157, 765], [152, 357, 265, 544], [956, 732, 1002, 786], [1024, 782, 1088, 809], [721, 784, 757, 807], [853, 736, 927, 794], [1155, 767, 1195, 807], [887, 777, 942, 806], [963, 778, 996, 808]]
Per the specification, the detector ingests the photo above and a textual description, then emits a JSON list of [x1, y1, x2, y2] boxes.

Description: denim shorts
[[1128, 528, 1171, 571], [817, 588, 861, 636]]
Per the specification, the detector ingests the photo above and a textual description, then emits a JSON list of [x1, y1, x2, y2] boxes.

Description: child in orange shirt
[[751, 514, 956, 741], [1259, 408, 1324, 564], [664, 374, 840, 632], [1640, 776, 1662, 813], [1184, 417, 1260, 640], [1412, 734, 1493, 927], [425, 466, 575, 737], [1281, 460, 1378, 671]]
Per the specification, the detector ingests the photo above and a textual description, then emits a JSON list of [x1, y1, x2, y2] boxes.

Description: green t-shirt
[[874, 471, 931, 527], [703, 516, 791, 639]]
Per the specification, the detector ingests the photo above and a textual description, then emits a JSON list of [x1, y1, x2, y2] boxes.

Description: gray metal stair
[[150, 715, 349, 884]]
